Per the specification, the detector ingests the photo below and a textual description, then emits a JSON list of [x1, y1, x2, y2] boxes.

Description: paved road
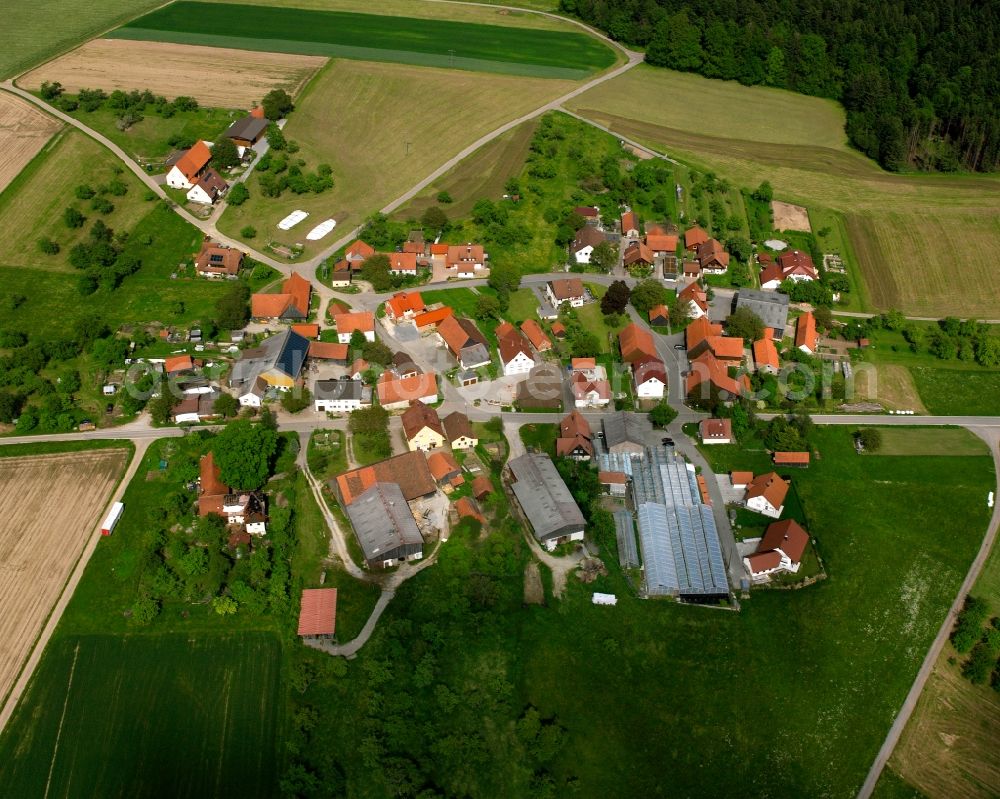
[[0, 438, 151, 735], [857, 427, 1000, 798]]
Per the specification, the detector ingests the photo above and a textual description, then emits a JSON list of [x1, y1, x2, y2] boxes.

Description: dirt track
[[0, 92, 60, 192], [20, 39, 327, 107], [0, 450, 127, 708]]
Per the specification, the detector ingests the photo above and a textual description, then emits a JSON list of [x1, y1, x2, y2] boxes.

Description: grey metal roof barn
[[602, 412, 646, 455], [619, 447, 729, 599], [733, 289, 790, 338], [224, 115, 268, 143], [508, 453, 585, 544], [345, 482, 423, 565]]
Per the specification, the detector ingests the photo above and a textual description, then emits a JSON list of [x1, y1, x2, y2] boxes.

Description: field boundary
[[0, 440, 142, 735]]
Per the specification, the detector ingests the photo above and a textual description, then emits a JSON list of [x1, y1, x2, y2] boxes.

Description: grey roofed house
[[314, 378, 364, 402], [224, 115, 268, 145], [602, 412, 646, 456], [345, 482, 424, 566], [508, 453, 585, 545], [733, 289, 790, 338], [228, 328, 309, 392], [459, 342, 491, 370]]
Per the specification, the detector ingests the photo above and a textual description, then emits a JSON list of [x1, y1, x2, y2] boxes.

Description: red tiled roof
[[571, 371, 611, 402], [632, 356, 666, 386], [551, 322, 566, 337], [387, 252, 418, 272], [345, 240, 375, 260], [598, 470, 627, 485], [200, 452, 229, 498], [427, 450, 461, 481], [386, 291, 425, 319], [498, 327, 532, 365], [619, 322, 657, 363], [649, 305, 670, 323], [309, 341, 349, 360], [556, 435, 593, 457], [446, 243, 484, 268], [696, 238, 730, 269], [684, 226, 709, 249], [699, 418, 733, 440], [195, 241, 243, 275], [753, 335, 780, 370], [547, 277, 584, 301], [574, 205, 598, 218], [471, 474, 492, 499], [685, 315, 723, 351], [645, 233, 678, 252], [686, 350, 747, 398], [623, 241, 653, 266], [165, 355, 194, 374], [708, 336, 745, 361], [796, 311, 818, 351], [401, 400, 443, 441], [173, 140, 211, 181], [520, 319, 551, 351], [760, 262, 784, 286], [777, 250, 817, 279], [455, 496, 486, 524], [731, 471, 754, 486], [292, 323, 320, 339], [335, 450, 435, 505], [251, 293, 292, 318], [679, 281, 708, 312], [284, 273, 311, 316], [560, 410, 591, 440], [571, 357, 596, 370], [745, 472, 789, 510], [774, 451, 811, 465], [377, 372, 437, 406], [759, 518, 809, 563], [430, 243, 449, 255], [350, 358, 369, 376], [621, 210, 638, 232], [297, 588, 337, 636], [746, 550, 782, 574], [335, 311, 375, 335], [413, 306, 453, 329]]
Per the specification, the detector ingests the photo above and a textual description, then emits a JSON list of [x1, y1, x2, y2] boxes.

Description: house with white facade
[[632, 357, 666, 400], [744, 472, 789, 518], [314, 378, 367, 413], [545, 277, 585, 309], [744, 519, 810, 580], [166, 140, 212, 189], [497, 322, 535, 376]]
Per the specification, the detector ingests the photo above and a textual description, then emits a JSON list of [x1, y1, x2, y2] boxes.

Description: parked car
[[673, 343, 685, 350]]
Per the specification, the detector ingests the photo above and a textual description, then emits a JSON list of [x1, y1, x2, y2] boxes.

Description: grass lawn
[[874, 427, 990, 456], [294, 424, 995, 797], [113, 2, 616, 79], [65, 103, 239, 161], [0, 632, 282, 798], [576, 299, 628, 355], [218, 59, 575, 257], [908, 367, 1000, 416], [519, 422, 557, 455], [3, 0, 161, 78], [566, 68, 1000, 317], [505, 288, 541, 324]]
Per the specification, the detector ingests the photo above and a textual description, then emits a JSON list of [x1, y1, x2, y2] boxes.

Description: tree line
[[559, 0, 999, 172]]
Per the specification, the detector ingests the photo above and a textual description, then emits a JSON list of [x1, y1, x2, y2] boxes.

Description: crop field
[[209, 0, 569, 31], [3, 0, 161, 79], [0, 633, 282, 798], [219, 59, 574, 255], [21, 39, 327, 108], [111, 1, 616, 79], [0, 449, 127, 708], [566, 68, 1000, 317], [0, 93, 61, 193]]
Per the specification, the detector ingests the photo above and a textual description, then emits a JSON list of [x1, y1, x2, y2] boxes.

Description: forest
[[560, 0, 1000, 172]]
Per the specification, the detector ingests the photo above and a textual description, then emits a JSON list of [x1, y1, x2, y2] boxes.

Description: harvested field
[[0, 449, 127, 707], [890, 647, 1000, 799], [855, 363, 927, 413], [0, 93, 61, 193], [219, 60, 574, 255], [21, 39, 327, 107], [772, 200, 810, 232]]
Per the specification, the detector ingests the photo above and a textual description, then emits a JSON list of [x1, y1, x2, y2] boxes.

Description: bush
[[75, 184, 96, 200], [436, 191, 453, 204], [951, 595, 990, 653], [37, 237, 60, 255], [227, 182, 249, 206], [63, 207, 85, 229], [91, 196, 114, 214], [962, 642, 996, 684], [241, 225, 257, 239]]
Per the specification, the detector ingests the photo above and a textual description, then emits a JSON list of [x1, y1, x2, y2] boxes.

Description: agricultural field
[[0, 93, 61, 193], [20, 39, 327, 109], [566, 67, 1000, 317], [3, 0, 161, 79], [111, 1, 616, 79], [0, 633, 282, 798], [211, 0, 568, 30], [291, 426, 996, 796], [0, 449, 128, 707], [219, 59, 575, 255]]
